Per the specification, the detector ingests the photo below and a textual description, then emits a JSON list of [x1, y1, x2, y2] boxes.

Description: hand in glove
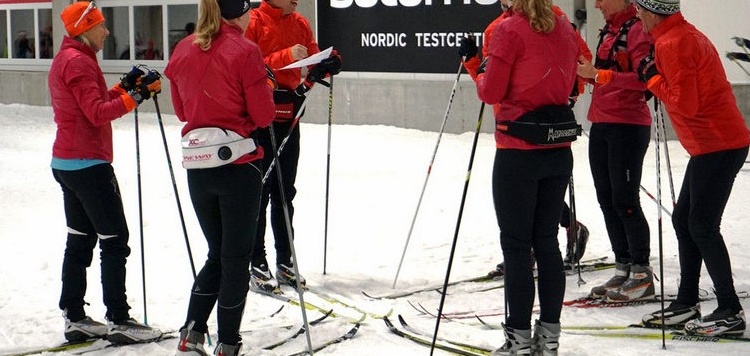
[[130, 70, 161, 104], [305, 63, 327, 86], [265, 64, 278, 90], [119, 66, 145, 92], [320, 50, 342, 76], [477, 58, 488, 75], [637, 54, 659, 82], [294, 82, 312, 97], [458, 34, 478, 60]]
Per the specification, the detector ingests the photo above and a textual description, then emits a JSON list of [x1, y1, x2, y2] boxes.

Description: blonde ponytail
[[513, 0, 556, 33], [194, 0, 222, 51]]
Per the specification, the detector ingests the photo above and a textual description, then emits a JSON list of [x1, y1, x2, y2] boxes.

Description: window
[[167, 4, 197, 58], [38, 9, 52, 59], [133, 5, 163, 60], [0, 2, 53, 66], [0, 1, 199, 70], [0, 10, 7, 59], [102, 6, 129, 60], [11, 9, 34, 58]]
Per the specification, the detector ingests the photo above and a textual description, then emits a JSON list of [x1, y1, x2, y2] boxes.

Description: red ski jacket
[[244, 1, 320, 92], [465, 6, 591, 115], [49, 36, 136, 162], [647, 12, 750, 156], [165, 21, 275, 164], [477, 13, 580, 150], [588, 5, 652, 126]]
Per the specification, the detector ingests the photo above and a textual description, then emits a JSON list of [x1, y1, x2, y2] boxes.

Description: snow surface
[[1, 102, 749, 355]]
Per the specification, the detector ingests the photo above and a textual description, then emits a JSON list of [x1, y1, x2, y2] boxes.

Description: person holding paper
[[244, 0, 342, 292]]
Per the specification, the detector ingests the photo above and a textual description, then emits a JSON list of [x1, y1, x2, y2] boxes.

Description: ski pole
[[639, 185, 672, 217], [134, 108, 147, 324], [152, 93, 213, 346], [152, 95, 197, 278], [262, 96, 309, 184], [268, 122, 314, 355], [652, 102, 667, 349], [430, 102, 485, 356], [731, 36, 750, 55], [655, 100, 676, 207], [568, 175, 586, 286], [323, 76, 333, 275], [393, 61, 463, 289], [726, 52, 750, 76]]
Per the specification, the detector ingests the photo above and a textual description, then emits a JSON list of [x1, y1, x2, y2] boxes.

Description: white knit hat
[[636, 0, 680, 15]]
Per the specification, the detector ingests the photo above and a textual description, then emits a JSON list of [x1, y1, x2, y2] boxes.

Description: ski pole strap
[[496, 104, 582, 145], [273, 89, 306, 120], [181, 127, 256, 169]]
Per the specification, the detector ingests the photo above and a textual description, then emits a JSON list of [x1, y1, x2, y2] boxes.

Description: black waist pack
[[273, 90, 306, 120], [497, 105, 582, 145]]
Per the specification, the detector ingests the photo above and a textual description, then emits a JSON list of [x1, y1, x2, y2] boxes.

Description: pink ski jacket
[[477, 13, 580, 150], [166, 22, 275, 164], [49, 36, 136, 162]]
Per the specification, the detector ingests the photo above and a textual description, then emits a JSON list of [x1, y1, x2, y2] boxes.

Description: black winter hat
[[218, 0, 251, 20]]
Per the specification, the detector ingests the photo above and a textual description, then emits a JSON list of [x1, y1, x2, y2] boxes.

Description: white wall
[[682, 1, 750, 83]]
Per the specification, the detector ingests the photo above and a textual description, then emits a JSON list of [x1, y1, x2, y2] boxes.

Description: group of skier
[[47, 0, 748, 355], [459, 0, 748, 355]]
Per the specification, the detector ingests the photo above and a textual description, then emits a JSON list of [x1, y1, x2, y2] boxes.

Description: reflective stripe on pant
[[53, 164, 131, 322]]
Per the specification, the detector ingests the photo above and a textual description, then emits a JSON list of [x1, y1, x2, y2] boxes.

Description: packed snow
[[1, 101, 749, 355]]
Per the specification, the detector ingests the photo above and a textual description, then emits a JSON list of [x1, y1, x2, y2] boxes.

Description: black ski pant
[[52, 164, 132, 322], [253, 121, 300, 267], [493, 148, 572, 330], [673, 146, 747, 312], [589, 123, 651, 265], [183, 162, 262, 345]]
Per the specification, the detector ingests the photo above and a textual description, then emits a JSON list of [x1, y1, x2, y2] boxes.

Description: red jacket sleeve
[[66, 59, 132, 126], [647, 40, 700, 118], [243, 47, 275, 129]]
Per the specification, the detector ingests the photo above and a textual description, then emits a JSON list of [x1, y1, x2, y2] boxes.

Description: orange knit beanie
[[61, 2, 104, 37]]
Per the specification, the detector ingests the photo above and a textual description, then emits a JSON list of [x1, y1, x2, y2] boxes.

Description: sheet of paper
[[278, 46, 333, 70]]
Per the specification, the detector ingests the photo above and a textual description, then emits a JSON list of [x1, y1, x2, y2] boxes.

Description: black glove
[[477, 58, 488, 75], [638, 54, 659, 82], [727, 51, 750, 63], [294, 82, 312, 97], [458, 35, 478, 60], [265, 64, 278, 90], [119, 66, 145, 92], [319, 50, 342, 76], [306, 64, 327, 86]]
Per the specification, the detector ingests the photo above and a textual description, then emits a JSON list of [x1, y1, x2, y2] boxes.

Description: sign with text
[[317, 0, 500, 73]]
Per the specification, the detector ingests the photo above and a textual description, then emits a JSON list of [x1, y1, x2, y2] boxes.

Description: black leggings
[[493, 148, 572, 330], [53, 164, 132, 322], [253, 121, 300, 266], [589, 123, 651, 265], [183, 162, 263, 344], [673, 146, 748, 311]]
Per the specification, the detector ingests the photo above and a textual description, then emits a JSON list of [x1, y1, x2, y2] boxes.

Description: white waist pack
[[181, 127, 256, 169]]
